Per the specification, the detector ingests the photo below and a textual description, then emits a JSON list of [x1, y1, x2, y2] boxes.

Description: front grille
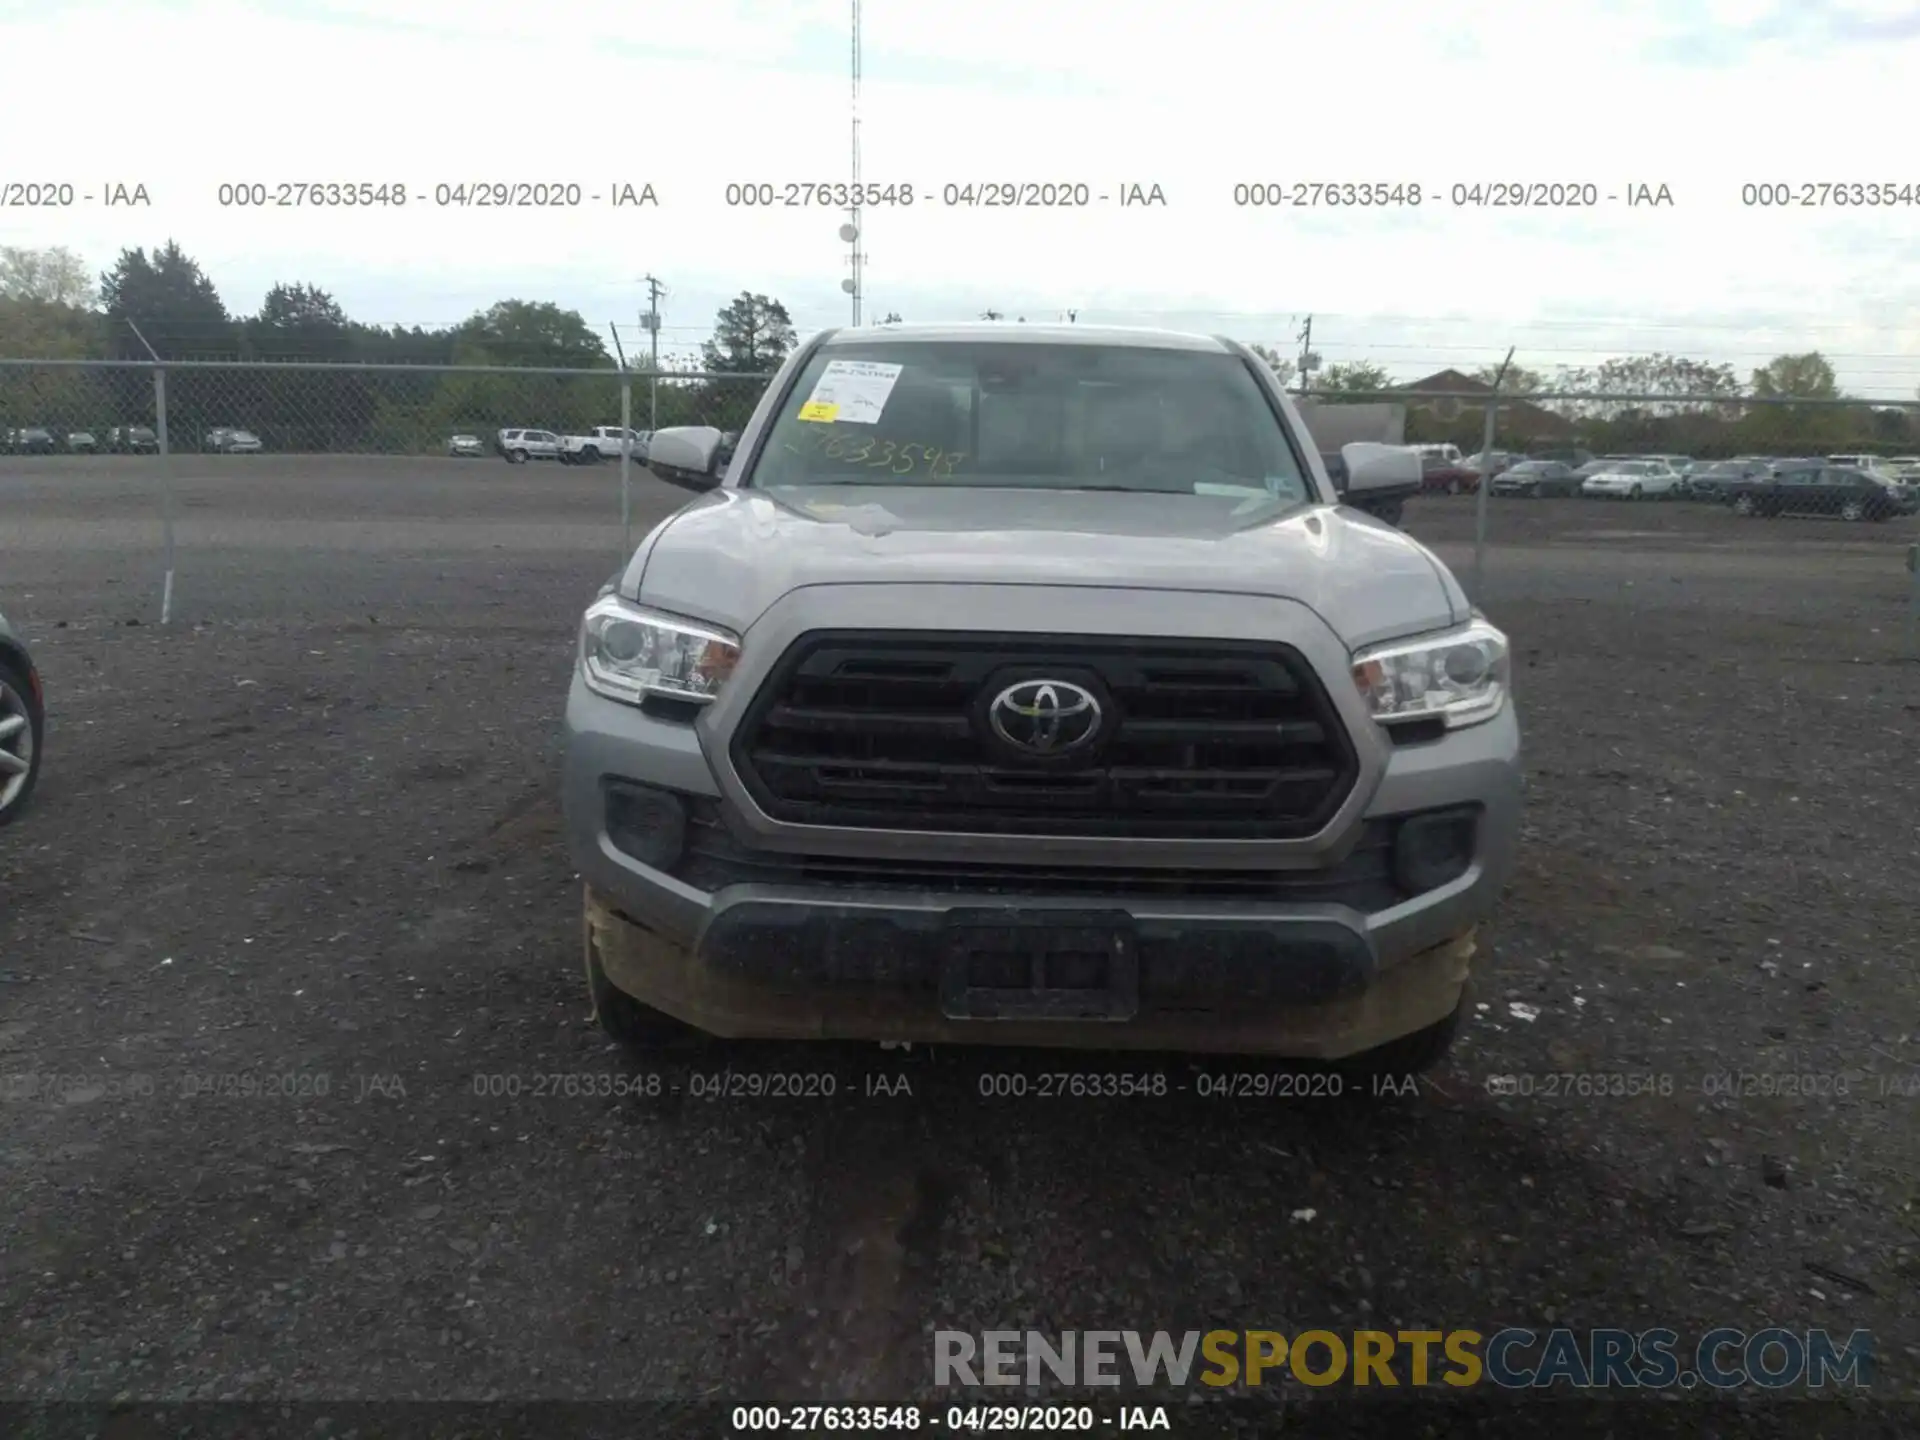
[[728, 632, 1360, 838], [677, 799, 1405, 907]]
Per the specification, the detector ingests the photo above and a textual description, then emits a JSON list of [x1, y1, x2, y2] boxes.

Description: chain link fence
[[0, 358, 770, 457], [0, 358, 773, 628], [2, 359, 1917, 653], [1337, 386, 1920, 664]]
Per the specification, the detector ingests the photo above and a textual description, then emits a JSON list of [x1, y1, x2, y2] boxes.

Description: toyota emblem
[[988, 678, 1103, 756]]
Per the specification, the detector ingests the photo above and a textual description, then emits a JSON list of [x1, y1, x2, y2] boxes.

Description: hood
[[629, 484, 1462, 648]]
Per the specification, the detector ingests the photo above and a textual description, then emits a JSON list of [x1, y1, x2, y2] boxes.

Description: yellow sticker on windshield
[[799, 401, 839, 423]]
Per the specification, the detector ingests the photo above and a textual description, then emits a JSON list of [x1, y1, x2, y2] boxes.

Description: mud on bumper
[[584, 884, 1474, 1059]]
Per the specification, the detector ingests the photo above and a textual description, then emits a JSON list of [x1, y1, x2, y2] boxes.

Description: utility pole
[[1471, 345, 1516, 603], [641, 275, 663, 429], [1296, 315, 1318, 397]]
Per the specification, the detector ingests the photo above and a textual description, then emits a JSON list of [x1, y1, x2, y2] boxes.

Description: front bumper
[[585, 882, 1478, 1056], [563, 634, 1522, 1057]]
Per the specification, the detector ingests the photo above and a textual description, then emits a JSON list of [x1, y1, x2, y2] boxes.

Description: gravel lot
[[3, 456, 1918, 1432]]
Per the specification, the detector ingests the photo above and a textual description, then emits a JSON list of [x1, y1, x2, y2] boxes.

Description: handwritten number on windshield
[[794, 425, 964, 479]]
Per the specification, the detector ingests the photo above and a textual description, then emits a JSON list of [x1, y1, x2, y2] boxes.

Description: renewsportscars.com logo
[[933, 1328, 1874, 1390]]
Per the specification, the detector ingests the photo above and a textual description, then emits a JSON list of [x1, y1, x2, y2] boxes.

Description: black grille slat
[[729, 632, 1360, 839], [1120, 718, 1325, 744], [764, 704, 976, 739]]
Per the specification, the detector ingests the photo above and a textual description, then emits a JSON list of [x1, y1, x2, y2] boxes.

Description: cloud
[[0, 0, 1917, 394]]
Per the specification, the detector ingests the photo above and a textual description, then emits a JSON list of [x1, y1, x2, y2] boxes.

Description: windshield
[[746, 341, 1315, 504]]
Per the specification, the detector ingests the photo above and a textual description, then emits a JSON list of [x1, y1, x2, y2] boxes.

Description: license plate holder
[[938, 910, 1139, 1021]]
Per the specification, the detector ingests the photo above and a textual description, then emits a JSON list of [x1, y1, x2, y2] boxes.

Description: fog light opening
[[604, 781, 688, 871], [1393, 808, 1479, 894]]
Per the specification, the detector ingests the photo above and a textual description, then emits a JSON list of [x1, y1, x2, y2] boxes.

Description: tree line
[[0, 242, 797, 449], [4, 242, 1916, 458], [1251, 345, 1916, 457]]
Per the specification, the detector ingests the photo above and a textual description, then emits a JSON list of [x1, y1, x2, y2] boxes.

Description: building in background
[[1295, 399, 1407, 450], [1393, 369, 1574, 443]]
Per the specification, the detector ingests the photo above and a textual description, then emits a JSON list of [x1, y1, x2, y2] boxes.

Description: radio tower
[[844, 0, 863, 325]]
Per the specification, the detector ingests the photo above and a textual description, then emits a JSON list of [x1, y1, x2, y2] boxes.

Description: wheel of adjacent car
[[507, 448, 528, 464], [581, 889, 703, 1053], [1839, 499, 1866, 522], [1732, 494, 1756, 516], [1628, 484, 1643, 500], [0, 657, 43, 826], [580, 447, 601, 464]]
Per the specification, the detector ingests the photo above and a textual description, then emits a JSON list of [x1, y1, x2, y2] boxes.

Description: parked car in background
[[495, 428, 563, 463], [1491, 459, 1581, 497], [1460, 450, 1519, 482], [1529, 446, 1594, 469], [6, 426, 57, 455], [1825, 454, 1895, 475], [1572, 453, 1641, 481], [1885, 456, 1920, 495], [204, 428, 261, 454], [67, 430, 99, 454], [1416, 450, 1480, 495], [448, 433, 485, 457], [559, 426, 650, 464], [108, 425, 159, 453], [1682, 458, 1770, 501], [1728, 462, 1914, 521], [1580, 459, 1683, 500], [0, 608, 44, 827]]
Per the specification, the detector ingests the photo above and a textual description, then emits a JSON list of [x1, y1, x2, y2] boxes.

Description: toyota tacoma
[[562, 324, 1521, 1073]]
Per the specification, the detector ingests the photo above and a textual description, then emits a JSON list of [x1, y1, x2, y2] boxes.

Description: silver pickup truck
[[561, 324, 1521, 1076]]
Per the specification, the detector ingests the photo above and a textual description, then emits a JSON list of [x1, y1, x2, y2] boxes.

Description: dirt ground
[[3, 456, 1918, 1433]]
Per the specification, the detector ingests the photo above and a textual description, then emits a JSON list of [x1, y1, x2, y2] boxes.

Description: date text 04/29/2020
[[1229, 181, 1676, 207], [721, 182, 1167, 207], [207, 181, 659, 208]]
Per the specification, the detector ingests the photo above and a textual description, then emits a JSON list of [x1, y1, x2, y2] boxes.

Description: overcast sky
[[3, 0, 1919, 395]]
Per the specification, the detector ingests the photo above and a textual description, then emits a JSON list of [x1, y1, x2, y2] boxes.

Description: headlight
[[1351, 618, 1509, 729], [579, 595, 740, 707]]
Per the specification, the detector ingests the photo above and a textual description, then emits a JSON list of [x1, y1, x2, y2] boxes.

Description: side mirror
[[646, 426, 727, 492], [1340, 443, 1422, 494]]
